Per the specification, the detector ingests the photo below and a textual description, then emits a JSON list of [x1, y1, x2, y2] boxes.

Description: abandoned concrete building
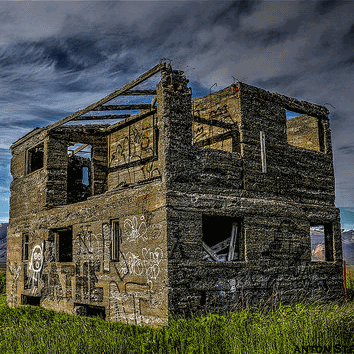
[[7, 63, 344, 326]]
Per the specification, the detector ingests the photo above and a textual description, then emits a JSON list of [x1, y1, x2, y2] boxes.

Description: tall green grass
[[0, 270, 353, 354], [346, 265, 354, 300]]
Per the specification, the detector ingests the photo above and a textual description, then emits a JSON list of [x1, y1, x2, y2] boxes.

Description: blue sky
[[0, 1, 354, 228]]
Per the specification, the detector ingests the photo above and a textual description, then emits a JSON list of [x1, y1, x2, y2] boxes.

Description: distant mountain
[[342, 229, 354, 266], [310, 227, 354, 266]]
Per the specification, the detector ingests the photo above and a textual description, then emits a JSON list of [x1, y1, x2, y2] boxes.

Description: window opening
[[202, 216, 244, 261], [67, 143, 92, 204], [56, 227, 73, 262], [286, 109, 325, 152], [26, 143, 44, 174], [82, 167, 89, 186], [22, 294, 41, 306], [74, 303, 106, 320], [310, 223, 334, 262], [111, 220, 119, 261], [22, 233, 29, 261]]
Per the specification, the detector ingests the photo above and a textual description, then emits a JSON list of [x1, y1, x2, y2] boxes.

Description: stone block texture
[[7, 66, 344, 326]]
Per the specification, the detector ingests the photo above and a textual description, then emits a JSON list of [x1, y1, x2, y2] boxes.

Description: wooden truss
[[13, 63, 166, 148]]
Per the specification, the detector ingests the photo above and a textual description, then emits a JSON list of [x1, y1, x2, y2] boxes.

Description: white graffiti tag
[[124, 216, 147, 242], [124, 247, 163, 286], [28, 244, 43, 294]]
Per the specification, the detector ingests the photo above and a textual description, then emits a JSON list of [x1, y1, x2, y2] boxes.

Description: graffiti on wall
[[28, 243, 43, 294], [123, 215, 162, 242], [192, 103, 237, 153], [10, 212, 164, 324], [8, 261, 21, 306], [77, 225, 100, 258], [109, 115, 161, 186], [108, 213, 165, 324]]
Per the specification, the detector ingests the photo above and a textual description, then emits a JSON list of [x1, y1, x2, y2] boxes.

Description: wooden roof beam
[[68, 144, 89, 157], [73, 114, 131, 121], [11, 63, 165, 149], [93, 104, 152, 111], [120, 89, 156, 95], [46, 63, 165, 131]]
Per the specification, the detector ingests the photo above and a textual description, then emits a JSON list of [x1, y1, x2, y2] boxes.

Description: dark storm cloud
[[0, 36, 106, 73], [315, 0, 345, 15], [212, 0, 259, 26], [338, 145, 354, 155]]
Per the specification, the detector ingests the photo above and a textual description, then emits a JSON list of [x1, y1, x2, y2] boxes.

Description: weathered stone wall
[[7, 183, 168, 326], [7, 67, 343, 326], [163, 77, 343, 315], [10, 130, 48, 218], [107, 112, 161, 189]]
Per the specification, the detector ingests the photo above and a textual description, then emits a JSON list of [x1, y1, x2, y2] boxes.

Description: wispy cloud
[[0, 0, 353, 222]]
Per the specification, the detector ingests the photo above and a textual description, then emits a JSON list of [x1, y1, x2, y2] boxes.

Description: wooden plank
[[202, 242, 219, 261], [211, 237, 231, 253], [120, 89, 156, 96], [104, 109, 156, 133], [73, 114, 130, 121], [45, 63, 165, 132], [228, 223, 238, 261], [194, 131, 234, 148], [93, 104, 152, 111], [68, 144, 89, 157], [193, 115, 236, 130]]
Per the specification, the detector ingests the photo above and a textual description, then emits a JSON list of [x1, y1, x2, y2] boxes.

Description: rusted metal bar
[[93, 104, 152, 111]]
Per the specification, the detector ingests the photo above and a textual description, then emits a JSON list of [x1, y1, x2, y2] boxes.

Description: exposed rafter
[[93, 104, 152, 111], [12, 63, 166, 148], [68, 144, 89, 157], [120, 89, 156, 96], [104, 109, 156, 133], [73, 114, 131, 121]]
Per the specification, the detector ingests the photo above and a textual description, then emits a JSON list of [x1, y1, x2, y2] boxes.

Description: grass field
[[0, 270, 353, 354]]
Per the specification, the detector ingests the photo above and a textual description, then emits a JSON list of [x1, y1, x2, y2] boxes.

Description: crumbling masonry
[[7, 63, 344, 326]]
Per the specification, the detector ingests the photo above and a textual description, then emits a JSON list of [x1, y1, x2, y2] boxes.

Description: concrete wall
[[164, 78, 343, 315], [7, 67, 344, 325]]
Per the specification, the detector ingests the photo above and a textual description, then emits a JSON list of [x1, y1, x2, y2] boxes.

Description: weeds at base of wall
[[0, 270, 353, 354]]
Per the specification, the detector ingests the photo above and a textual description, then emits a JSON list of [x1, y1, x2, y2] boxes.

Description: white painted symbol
[[28, 244, 43, 294], [124, 216, 147, 242]]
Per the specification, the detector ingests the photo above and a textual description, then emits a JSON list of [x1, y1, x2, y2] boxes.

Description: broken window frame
[[202, 216, 244, 262], [310, 222, 334, 262], [54, 227, 73, 263], [111, 220, 120, 261], [26, 143, 44, 174], [285, 108, 326, 153], [22, 233, 29, 261], [67, 143, 92, 204], [192, 115, 241, 154]]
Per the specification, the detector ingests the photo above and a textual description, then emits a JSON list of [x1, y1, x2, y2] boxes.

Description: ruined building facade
[[7, 64, 344, 326]]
